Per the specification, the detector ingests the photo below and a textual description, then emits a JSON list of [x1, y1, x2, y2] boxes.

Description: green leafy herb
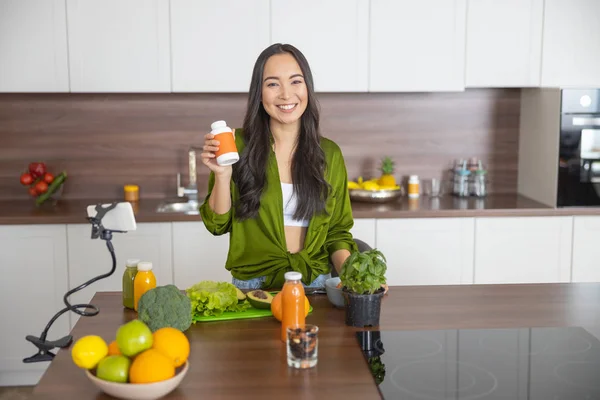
[[368, 356, 386, 385], [186, 281, 250, 321], [339, 249, 387, 295]]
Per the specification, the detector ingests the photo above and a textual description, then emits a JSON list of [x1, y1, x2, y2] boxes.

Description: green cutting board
[[193, 292, 313, 323]]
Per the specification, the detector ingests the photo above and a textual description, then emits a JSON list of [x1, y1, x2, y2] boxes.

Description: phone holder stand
[[23, 202, 128, 363]]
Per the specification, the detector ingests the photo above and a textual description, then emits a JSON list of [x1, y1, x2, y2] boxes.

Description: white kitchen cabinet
[[0, 0, 69, 92], [66, 223, 173, 328], [474, 217, 572, 284], [0, 224, 69, 386], [541, 0, 600, 88], [172, 222, 231, 288], [376, 218, 475, 286], [66, 0, 170, 92], [170, 0, 270, 92], [350, 218, 376, 250], [369, 0, 467, 92], [572, 216, 600, 282], [465, 0, 543, 88], [271, 0, 369, 92]]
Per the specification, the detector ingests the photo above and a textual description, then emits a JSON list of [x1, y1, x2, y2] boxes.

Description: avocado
[[246, 290, 274, 309], [235, 287, 246, 303]]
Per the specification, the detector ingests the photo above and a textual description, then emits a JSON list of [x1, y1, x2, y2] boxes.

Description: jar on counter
[[122, 259, 139, 309], [473, 170, 488, 197], [453, 169, 470, 197], [124, 184, 139, 202]]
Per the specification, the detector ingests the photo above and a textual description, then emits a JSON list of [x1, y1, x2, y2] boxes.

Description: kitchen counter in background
[[1, 194, 600, 225]]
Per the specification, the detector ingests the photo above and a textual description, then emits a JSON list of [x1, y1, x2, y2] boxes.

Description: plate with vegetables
[[185, 281, 312, 323]]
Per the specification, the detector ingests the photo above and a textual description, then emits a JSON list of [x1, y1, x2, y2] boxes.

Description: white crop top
[[281, 182, 310, 227]]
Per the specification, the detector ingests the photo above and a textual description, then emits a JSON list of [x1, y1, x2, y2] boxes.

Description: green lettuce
[[186, 281, 249, 321]]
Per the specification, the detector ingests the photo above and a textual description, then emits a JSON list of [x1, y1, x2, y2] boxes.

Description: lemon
[[348, 181, 361, 189], [71, 335, 108, 370]]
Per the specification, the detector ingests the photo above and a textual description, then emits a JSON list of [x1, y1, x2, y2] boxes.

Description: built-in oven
[[557, 89, 600, 207]]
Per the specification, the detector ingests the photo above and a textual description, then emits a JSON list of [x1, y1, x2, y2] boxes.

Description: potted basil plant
[[339, 249, 387, 327]]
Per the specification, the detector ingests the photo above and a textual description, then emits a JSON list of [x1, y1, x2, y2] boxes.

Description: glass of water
[[286, 324, 319, 369]]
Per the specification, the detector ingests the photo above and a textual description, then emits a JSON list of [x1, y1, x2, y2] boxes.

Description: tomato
[[28, 186, 38, 197], [29, 162, 46, 179], [20, 172, 33, 186], [34, 180, 48, 194], [43, 172, 54, 184]]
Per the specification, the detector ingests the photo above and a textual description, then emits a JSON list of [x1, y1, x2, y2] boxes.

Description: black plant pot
[[343, 288, 385, 327]]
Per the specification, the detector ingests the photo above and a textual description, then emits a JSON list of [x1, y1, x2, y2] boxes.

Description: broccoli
[[137, 284, 192, 332]]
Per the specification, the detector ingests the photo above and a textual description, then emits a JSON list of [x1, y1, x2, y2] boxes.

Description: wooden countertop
[[32, 283, 600, 399], [1, 194, 600, 225]]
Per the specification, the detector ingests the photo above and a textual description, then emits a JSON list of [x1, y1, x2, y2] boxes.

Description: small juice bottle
[[133, 261, 156, 311], [122, 258, 139, 309], [281, 272, 306, 342]]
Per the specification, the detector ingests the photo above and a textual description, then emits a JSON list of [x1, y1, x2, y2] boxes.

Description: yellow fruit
[[357, 176, 364, 184], [129, 349, 175, 384], [378, 175, 397, 187], [270, 291, 310, 322], [71, 335, 108, 370], [152, 327, 190, 368], [107, 340, 121, 356], [379, 185, 401, 190], [347, 181, 361, 190], [362, 181, 380, 191]]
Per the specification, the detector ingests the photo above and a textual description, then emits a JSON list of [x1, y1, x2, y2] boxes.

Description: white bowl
[[85, 361, 189, 400], [325, 277, 345, 308]]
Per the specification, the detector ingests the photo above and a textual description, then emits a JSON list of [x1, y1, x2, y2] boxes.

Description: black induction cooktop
[[357, 326, 600, 399]]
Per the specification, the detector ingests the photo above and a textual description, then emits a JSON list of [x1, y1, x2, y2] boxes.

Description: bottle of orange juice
[[133, 261, 156, 311], [281, 272, 306, 342]]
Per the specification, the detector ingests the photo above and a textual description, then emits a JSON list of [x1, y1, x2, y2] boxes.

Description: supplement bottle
[[211, 120, 239, 166], [408, 175, 420, 198]]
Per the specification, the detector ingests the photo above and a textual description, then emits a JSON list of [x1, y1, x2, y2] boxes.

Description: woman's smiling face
[[261, 53, 308, 127]]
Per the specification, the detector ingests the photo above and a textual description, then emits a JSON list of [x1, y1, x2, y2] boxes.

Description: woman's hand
[[200, 131, 234, 177], [382, 284, 389, 294]]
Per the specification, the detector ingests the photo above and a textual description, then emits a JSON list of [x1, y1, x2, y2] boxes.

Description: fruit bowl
[[85, 361, 189, 400], [349, 187, 404, 203]]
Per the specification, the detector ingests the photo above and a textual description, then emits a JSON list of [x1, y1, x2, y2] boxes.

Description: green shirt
[[199, 129, 358, 289]]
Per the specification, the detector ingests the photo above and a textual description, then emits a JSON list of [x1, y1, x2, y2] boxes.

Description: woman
[[199, 43, 357, 290]]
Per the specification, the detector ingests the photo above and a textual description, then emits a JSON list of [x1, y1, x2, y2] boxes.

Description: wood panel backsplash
[[0, 89, 520, 200]]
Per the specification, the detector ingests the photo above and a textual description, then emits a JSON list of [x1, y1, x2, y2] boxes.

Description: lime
[[96, 355, 131, 383], [116, 320, 153, 357], [71, 335, 108, 370]]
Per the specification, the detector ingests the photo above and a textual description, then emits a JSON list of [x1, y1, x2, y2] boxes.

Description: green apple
[[116, 320, 153, 357], [96, 355, 131, 383]]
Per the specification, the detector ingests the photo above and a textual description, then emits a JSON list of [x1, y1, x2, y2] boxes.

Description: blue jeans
[[232, 273, 330, 290]]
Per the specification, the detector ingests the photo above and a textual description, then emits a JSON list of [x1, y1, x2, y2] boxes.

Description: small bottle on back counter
[[408, 175, 420, 198], [134, 261, 157, 311], [122, 258, 139, 309], [281, 272, 306, 342], [211, 120, 239, 166]]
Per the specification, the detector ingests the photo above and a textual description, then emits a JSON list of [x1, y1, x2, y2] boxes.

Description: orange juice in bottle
[[133, 261, 156, 311], [281, 272, 306, 342]]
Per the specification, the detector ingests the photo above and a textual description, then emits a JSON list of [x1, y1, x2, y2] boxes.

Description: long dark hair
[[232, 43, 330, 221]]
